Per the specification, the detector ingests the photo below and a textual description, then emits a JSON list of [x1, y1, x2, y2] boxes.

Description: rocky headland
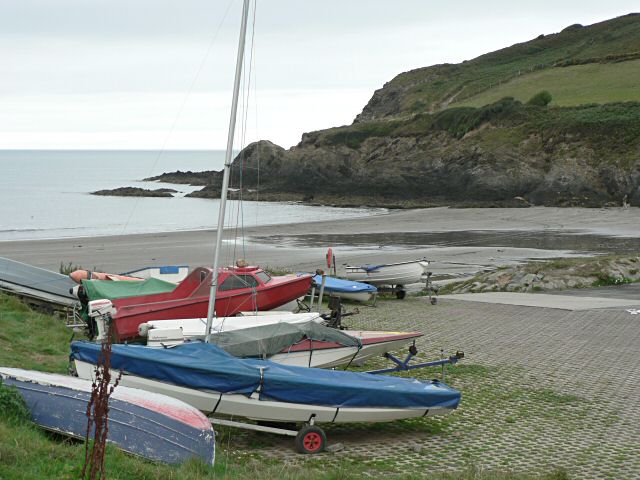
[[110, 14, 640, 208]]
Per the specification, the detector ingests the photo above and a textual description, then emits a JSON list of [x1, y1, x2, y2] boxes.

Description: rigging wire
[[119, 0, 235, 236], [231, 0, 257, 265]]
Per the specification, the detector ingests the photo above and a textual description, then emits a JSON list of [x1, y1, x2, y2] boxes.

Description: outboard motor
[[87, 299, 117, 342], [323, 295, 358, 329]]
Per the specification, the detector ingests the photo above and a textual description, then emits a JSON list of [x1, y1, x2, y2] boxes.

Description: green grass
[[453, 59, 640, 108], [0, 294, 78, 373]]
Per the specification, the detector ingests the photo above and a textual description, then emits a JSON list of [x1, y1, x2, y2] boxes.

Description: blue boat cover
[[70, 341, 460, 410], [309, 274, 377, 294]]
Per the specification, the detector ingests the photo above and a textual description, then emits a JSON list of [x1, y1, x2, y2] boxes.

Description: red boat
[[110, 266, 313, 342]]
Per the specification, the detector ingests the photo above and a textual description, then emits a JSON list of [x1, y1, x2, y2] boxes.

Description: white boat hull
[[74, 360, 449, 423], [141, 314, 420, 369], [269, 332, 419, 368], [344, 260, 429, 286], [140, 312, 323, 346]]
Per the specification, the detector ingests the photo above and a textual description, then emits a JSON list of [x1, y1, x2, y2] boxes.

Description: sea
[[0, 150, 381, 242]]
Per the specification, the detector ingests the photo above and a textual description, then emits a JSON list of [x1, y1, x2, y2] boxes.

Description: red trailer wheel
[[295, 425, 327, 454]]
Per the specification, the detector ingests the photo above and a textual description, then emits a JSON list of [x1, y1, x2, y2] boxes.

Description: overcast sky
[[0, 1, 637, 150]]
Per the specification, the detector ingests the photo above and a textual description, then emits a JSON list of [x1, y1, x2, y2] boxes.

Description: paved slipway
[[229, 293, 640, 478]]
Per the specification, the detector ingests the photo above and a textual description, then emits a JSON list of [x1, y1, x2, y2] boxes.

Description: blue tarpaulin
[[70, 341, 460, 410]]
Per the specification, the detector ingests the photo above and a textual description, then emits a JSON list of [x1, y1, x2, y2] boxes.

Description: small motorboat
[[308, 274, 377, 302], [140, 317, 423, 369], [71, 340, 461, 453], [75, 266, 313, 341], [0, 367, 215, 465]]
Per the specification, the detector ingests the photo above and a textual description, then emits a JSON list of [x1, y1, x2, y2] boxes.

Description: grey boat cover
[[0, 257, 76, 302], [210, 321, 362, 358]]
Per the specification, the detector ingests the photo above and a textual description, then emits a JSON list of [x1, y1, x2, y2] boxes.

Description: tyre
[[295, 425, 327, 454], [396, 289, 407, 300]]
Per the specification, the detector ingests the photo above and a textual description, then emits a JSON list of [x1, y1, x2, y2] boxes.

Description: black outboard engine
[[323, 295, 358, 329]]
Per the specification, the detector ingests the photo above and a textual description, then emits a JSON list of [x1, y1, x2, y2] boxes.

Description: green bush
[[527, 90, 553, 106]]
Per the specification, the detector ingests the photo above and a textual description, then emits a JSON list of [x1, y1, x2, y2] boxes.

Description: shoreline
[[2, 207, 639, 277]]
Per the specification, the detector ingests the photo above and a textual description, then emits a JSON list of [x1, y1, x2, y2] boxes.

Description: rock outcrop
[[442, 256, 640, 293], [91, 187, 177, 198]]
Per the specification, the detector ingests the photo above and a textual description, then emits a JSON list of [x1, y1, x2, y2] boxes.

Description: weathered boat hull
[[0, 368, 215, 465]]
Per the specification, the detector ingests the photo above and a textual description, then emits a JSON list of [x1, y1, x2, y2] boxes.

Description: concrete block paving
[[223, 296, 640, 478]]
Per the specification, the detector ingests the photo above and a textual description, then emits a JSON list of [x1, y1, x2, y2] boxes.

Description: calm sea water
[[0, 150, 381, 241]]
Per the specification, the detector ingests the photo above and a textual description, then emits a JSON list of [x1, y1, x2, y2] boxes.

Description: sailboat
[[73, 0, 461, 454]]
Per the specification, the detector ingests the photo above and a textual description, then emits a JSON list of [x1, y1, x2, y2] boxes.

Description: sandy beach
[[2, 206, 639, 278]]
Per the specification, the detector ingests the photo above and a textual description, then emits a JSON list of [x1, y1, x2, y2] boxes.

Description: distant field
[[453, 59, 640, 108]]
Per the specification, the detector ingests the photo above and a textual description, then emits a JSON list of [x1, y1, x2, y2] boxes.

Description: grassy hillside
[[453, 59, 640, 108], [357, 13, 640, 120]]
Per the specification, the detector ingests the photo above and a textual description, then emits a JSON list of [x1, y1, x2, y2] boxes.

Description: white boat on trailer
[[71, 340, 461, 454], [139, 316, 423, 369], [344, 259, 430, 299]]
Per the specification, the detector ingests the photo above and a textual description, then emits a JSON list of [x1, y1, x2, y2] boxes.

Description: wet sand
[[1, 207, 639, 278]]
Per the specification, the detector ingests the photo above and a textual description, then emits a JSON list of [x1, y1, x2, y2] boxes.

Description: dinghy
[[71, 340, 460, 453], [75, 266, 312, 341], [0, 367, 215, 465], [308, 274, 377, 302], [344, 259, 429, 287], [140, 317, 423, 368]]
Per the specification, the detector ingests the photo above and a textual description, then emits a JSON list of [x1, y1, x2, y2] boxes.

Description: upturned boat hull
[[0, 367, 215, 465]]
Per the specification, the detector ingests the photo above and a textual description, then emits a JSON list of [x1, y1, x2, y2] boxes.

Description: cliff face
[[224, 99, 640, 207], [165, 14, 640, 208]]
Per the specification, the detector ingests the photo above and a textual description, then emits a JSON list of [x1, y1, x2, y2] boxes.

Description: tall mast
[[205, 0, 251, 343]]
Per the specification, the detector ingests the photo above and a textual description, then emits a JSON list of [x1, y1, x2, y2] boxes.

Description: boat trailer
[[373, 271, 439, 303], [208, 345, 464, 454]]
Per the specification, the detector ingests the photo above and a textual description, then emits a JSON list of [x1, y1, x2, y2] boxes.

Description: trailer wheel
[[295, 425, 326, 454], [395, 287, 407, 300], [430, 297, 437, 305]]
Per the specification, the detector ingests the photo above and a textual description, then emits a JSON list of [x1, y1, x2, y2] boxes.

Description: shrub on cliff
[[527, 90, 553, 106]]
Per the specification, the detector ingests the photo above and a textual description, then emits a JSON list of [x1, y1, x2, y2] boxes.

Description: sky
[[0, 1, 637, 150]]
